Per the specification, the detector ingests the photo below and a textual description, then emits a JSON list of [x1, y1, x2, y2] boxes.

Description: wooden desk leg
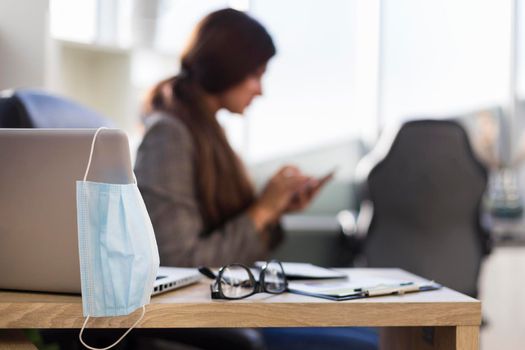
[[454, 326, 479, 350], [0, 330, 38, 350], [380, 326, 479, 350]]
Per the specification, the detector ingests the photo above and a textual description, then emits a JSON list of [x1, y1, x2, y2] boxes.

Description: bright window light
[[50, 0, 97, 43], [381, 0, 512, 124]]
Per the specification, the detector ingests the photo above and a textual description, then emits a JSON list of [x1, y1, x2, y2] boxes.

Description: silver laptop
[[0, 129, 201, 295]]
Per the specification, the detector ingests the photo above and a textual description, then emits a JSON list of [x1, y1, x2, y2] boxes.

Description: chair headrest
[[2, 89, 113, 128]]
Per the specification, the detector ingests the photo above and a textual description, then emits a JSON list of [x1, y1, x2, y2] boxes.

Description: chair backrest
[[359, 119, 487, 296], [0, 89, 112, 128]]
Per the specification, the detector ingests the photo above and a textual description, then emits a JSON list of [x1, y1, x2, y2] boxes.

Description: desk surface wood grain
[[0, 268, 480, 329]]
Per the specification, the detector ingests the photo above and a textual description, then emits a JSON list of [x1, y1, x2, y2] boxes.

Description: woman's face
[[218, 64, 267, 114]]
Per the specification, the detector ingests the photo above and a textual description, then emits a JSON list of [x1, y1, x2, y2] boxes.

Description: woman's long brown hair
[[142, 9, 276, 232]]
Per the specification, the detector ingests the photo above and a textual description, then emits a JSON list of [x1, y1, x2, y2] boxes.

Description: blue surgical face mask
[[77, 128, 159, 349]]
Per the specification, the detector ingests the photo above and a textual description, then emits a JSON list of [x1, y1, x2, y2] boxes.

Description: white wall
[[0, 0, 49, 90], [57, 43, 133, 130]]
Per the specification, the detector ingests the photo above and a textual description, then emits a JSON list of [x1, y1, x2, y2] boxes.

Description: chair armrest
[[337, 200, 374, 239]]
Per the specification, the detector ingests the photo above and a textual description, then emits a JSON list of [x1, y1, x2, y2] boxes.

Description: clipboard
[[287, 279, 442, 301]]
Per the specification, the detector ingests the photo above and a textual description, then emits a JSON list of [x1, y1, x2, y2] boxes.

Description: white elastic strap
[[83, 127, 108, 182], [79, 305, 146, 350]]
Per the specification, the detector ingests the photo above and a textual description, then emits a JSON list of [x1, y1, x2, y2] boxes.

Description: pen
[[363, 282, 418, 297]]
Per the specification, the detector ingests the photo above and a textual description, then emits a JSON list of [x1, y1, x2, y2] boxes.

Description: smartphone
[[300, 167, 338, 194], [318, 167, 337, 185]]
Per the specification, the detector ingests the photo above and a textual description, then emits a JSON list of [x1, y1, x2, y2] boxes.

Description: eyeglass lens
[[220, 265, 255, 299], [263, 261, 286, 293]]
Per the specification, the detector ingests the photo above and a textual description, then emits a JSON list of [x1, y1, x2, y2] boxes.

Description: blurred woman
[[135, 8, 323, 268]]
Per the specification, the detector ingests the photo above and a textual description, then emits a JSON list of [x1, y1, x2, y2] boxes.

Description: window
[[49, 1, 520, 180], [517, 0, 525, 100], [244, 0, 362, 163], [380, 0, 512, 125], [50, 0, 98, 43]]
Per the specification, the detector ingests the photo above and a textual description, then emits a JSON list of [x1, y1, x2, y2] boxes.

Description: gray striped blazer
[[134, 112, 279, 267]]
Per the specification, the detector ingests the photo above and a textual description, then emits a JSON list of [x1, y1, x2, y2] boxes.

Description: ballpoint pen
[[360, 282, 419, 297]]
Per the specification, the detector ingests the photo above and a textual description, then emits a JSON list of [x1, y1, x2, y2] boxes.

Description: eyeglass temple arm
[[198, 266, 217, 280]]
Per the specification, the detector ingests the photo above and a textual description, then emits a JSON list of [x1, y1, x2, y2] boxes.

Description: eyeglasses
[[198, 260, 288, 300]]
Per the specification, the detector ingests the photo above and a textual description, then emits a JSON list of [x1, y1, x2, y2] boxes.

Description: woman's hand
[[284, 178, 320, 213], [284, 170, 334, 213], [248, 165, 308, 231]]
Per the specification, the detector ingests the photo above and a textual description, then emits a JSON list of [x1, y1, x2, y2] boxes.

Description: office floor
[[479, 246, 525, 349]]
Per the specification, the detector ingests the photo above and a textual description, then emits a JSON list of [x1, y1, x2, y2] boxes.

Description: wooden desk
[[0, 268, 481, 350]]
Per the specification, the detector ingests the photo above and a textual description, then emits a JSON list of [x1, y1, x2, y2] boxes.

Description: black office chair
[[0, 89, 112, 128], [353, 119, 491, 297]]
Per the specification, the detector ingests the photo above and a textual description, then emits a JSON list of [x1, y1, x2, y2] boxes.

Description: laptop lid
[[0, 129, 134, 293]]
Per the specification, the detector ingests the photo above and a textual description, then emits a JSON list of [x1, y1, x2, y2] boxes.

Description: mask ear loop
[[79, 128, 144, 350], [83, 127, 137, 184], [79, 305, 146, 350], [83, 127, 107, 182]]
